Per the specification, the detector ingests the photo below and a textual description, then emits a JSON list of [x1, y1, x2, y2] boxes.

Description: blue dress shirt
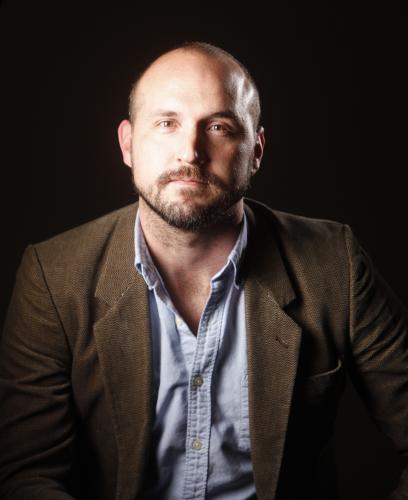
[[134, 212, 255, 500]]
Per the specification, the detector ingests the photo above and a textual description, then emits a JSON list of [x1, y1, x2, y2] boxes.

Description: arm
[[0, 246, 76, 499], [345, 225, 408, 499]]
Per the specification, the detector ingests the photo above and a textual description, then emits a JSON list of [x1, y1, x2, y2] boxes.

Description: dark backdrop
[[1, 1, 407, 499]]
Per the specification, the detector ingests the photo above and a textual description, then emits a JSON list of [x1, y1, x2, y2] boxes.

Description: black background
[[1, 1, 407, 498]]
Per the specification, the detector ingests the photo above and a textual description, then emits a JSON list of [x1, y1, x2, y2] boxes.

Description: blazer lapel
[[93, 204, 153, 499], [243, 202, 302, 500]]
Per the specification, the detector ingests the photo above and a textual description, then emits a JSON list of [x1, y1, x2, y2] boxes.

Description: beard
[[132, 163, 251, 231]]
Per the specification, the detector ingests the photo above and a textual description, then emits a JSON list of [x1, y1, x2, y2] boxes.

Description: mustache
[[157, 166, 226, 189]]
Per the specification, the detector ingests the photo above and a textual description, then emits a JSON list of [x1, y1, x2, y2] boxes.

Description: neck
[[138, 199, 244, 281]]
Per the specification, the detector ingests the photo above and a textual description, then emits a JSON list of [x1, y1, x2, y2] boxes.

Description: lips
[[169, 177, 208, 184], [157, 167, 221, 190]]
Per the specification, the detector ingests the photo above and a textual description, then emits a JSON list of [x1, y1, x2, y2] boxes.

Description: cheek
[[130, 139, 170, 180], [211, 142, 239, 164], [234, 142, 255, 173], [212, 143, 251, 179]]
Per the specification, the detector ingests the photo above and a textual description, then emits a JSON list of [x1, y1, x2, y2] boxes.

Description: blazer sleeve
[[0, 245, 76, 500], [345, 224, 408, 500]]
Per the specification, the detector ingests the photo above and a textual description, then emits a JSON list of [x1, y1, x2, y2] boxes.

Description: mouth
[[168, 178, 208, 186]]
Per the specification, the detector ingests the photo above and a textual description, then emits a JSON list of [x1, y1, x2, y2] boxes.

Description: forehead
[[134, 50, 253, 118]]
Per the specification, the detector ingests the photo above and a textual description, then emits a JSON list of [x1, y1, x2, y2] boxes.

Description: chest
[[169, 283, 209, 334]]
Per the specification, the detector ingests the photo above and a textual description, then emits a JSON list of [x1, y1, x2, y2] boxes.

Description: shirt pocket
[[239, 370, 251, 452]]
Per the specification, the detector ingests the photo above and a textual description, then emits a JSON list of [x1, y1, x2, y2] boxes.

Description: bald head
[[128, 42, 261, 133]]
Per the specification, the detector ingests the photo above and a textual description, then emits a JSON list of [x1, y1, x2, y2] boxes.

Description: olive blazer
[[1, 199, 407, 499]]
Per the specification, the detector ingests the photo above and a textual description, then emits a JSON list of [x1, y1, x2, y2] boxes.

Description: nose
[[177, 126, 208, 166]]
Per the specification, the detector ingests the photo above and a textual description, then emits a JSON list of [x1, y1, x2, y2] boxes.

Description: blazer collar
[[94, 199, 297, 309], [94, 202, 140, 307], [243, 200, 297, 308]]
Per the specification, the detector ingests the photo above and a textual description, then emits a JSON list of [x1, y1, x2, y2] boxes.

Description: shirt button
[[191, 438, 202, 450], [193, 375, 204, 387]]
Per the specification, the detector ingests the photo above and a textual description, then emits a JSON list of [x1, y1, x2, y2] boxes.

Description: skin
[[118, 49, 265, 333]]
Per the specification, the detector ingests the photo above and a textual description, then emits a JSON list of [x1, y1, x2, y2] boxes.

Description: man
[[0, 42, 407, 500]]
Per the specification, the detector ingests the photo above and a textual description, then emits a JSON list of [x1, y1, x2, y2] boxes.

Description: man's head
[[118, 42, 265, 231]]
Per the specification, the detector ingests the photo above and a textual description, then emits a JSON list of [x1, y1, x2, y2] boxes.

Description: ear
[[251, 126, 265, 176], [117, 119, 133, 168]]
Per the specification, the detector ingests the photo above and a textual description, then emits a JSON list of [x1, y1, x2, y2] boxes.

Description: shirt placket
[[182, 279, 225, 500]]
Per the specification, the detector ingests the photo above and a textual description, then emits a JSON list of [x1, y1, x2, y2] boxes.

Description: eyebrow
[[150, 110, 180, 118], [207, 111, 241, 122], [149, 109, 242, 124]]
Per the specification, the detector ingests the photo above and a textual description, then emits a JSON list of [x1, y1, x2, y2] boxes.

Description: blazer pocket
[[300, 359, 345, 403], [290, 359, 346, 446]]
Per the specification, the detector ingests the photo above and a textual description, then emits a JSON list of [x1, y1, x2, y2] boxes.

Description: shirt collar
[[134, 210, 248, 290], [134, 211, 159, 290]]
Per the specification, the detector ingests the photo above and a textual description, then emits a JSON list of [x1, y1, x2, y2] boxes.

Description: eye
[[155, 120, 177, 133], [208, 123, 231, 135], [159, 120, 174, 128], [209, 123, 225, 131]]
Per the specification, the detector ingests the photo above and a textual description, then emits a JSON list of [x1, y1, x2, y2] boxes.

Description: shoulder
[[33, 203, 138, 264], [243, 198, 356, 287], [244, 198, 348, 246], [21, 203, 138, 296]]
